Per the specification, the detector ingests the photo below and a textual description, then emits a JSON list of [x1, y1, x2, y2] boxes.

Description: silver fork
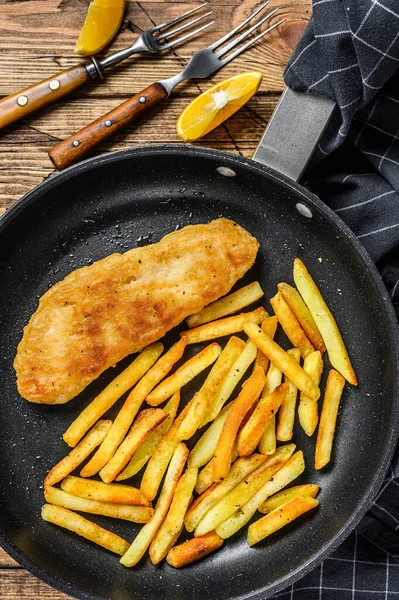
[[0, 3, 213, 131], [88, 3, 214, 76], [49, 1, 284, 171]]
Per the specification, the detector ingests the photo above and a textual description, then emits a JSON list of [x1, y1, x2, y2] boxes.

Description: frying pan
[[0, 88, 398, 600]]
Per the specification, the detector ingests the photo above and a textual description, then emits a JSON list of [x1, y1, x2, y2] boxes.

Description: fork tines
[[210, 1, 284, 64], [153, 2, 214, 49]]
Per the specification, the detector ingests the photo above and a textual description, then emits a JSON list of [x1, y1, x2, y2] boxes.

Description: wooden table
[[0, 0, 310, 597]]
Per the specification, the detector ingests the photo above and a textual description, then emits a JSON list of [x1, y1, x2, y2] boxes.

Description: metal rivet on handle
[[49, 79, 60, 91], [104, 120, 112, 127], [17, 95, 28, 107], [72, 140, 80, 147], [139, 97, 146, 104], [296, 203, 313, 219], [216, 166, 236, 177]]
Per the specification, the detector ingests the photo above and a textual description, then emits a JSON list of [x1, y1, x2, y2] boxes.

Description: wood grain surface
[[0, 0, 310, 598]]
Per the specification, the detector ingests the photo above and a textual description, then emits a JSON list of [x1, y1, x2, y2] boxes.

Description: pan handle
[[252, 87, 336, 182]]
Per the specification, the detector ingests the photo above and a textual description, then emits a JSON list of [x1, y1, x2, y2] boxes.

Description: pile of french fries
[[41, 259, 357, 568]]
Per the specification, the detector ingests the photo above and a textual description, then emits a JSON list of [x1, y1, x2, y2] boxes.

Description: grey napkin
[[272, 1, 399, 597]]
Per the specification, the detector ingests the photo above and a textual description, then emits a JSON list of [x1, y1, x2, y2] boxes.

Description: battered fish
[[14, 219, 259, 404]]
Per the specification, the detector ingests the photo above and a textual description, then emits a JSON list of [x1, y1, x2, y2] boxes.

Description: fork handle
[[0, 65, 90, 130], [49, 83, 168, 170]]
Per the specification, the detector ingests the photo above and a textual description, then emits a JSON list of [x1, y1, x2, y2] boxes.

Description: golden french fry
[[186, 482, 218, 531], [116, 393, 180, 481], [259, 483, 319, 514], [258, 361, 283, 455], [194, 446, 239, 494], [262, 315, 279, 337], [98, 408, 167, 483], [298, 350, 324, 436], [185, 454, 266, 532], [186, 282, 264, 328], [150, 467, 198, 564], [120, 443, 189, 567], [247, 496, 319, 546], [244, 323, 320, 400], [146, 342, 222, 406], [213, 366, 266, 481], [278, 282, 326, 353], [181, 307, 268, 345], [216, 450, 304, 538], [178, 337, 245, 440], [258, 420, 276, 456], [81, 339, 186, 477], [195, 444, 295, 537], [188, 402, 233, 469], [254, 349, 268, 373], [195, 459, 218, 495], [44, 487, 154, 523], [44, 420, 112, 489], [293, 258, 357, 385], [166, 531, 224, 568], [254, 316, 279, 373], [63, 343, 164, 448], [202, 340, 258, 425], [61, 476, 150, 506], [42, 504, 130, 556], [276, 348, 301, 441], [270, 292, 314, 359], [315, 369, 345, 469], [237, 383, 288, 456], [264, 361, 283, 394], [140, 392, 194, 501], [164, 525, 184, 560], [239, 397, 257, 430]]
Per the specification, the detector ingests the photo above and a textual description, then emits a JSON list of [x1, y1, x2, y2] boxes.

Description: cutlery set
[[0, 2, 283, 169]]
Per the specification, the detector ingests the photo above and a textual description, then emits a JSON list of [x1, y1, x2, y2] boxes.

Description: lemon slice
[[74, 0, 126, 56], [176, 71, 263, 142]]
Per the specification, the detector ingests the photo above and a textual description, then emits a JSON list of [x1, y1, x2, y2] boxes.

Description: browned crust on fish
[[14, 219, 259, 404]]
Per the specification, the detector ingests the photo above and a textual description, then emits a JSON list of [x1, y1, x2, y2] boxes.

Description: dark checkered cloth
[[272, 0, 399, 597]]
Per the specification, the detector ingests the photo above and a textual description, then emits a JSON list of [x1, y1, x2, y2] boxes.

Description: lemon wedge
[[176, 71, 263, 142], [74, 0, 126, 56]]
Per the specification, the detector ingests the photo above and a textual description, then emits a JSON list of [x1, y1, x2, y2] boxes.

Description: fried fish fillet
[[14, 219, 259, 404]]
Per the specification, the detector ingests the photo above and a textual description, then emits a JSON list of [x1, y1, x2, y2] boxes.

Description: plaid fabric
[[274, 0, 399, 597]]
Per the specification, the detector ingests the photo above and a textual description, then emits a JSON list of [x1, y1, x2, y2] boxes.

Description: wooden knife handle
[[0, 65, 90, 130], [49, 83, 168, 170]]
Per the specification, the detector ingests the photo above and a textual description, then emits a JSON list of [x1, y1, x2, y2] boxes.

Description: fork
[[0, 3, 212, 130], [49, 2, 284, 171]]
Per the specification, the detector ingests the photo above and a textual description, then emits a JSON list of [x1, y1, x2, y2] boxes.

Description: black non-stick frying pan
[[0, 89, 398, 600]]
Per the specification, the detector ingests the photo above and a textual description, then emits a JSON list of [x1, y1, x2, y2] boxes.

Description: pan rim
[[0, 144, 398, 600]]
